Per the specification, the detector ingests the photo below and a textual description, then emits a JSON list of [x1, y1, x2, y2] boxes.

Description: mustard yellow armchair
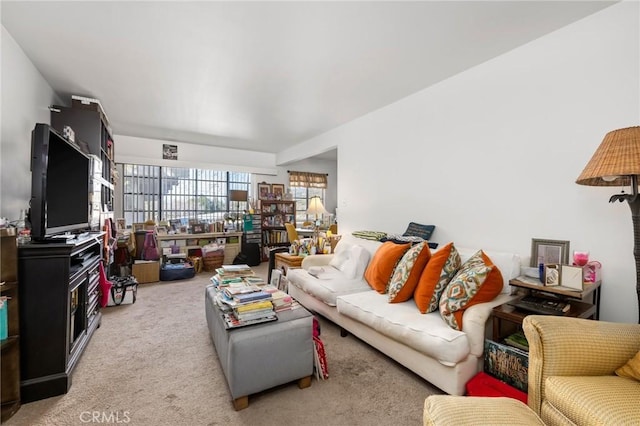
[[522, 315, 640, 425]]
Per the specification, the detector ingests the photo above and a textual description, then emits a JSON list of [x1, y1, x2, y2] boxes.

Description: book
[[222, 313, 277, 329], [236, 309, 275, 321], [223, 284, 260, 296], [233, 291, 272, 303], [504, 331, 529, 352], [234, 300, 273, 313]]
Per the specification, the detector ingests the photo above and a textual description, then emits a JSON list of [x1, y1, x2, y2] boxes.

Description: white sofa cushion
[[287, 267, 372, 306], [337, 290, 470, 366], [329, 244, 370, 279]]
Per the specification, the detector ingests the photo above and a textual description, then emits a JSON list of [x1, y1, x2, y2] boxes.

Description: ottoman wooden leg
[[298, 375, 312, 389], [233, 396, 249, 411]]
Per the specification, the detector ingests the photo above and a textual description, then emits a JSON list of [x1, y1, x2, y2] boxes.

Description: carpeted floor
[[6, 263, 441, 426]]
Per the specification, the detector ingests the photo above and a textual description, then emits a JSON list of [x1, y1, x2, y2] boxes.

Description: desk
[[296, 228, 315, 237], [274, 252, 304, 275], [156, 232, 242, 265]]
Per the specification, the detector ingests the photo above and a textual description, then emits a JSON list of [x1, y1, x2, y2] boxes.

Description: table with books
[[204, 264, 314, 410]]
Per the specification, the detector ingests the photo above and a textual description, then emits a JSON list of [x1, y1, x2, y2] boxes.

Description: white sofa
[[287, 234, 521, 396]]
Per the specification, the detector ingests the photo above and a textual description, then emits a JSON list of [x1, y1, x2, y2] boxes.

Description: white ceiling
[[2, 1, 616, 160]]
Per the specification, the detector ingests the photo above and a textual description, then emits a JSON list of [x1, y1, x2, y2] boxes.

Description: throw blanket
[[352, 230, 387, 241]]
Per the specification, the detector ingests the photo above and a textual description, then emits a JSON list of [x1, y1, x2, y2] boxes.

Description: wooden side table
[[274, 253, 303, 276], [492, 277, 602, 341]]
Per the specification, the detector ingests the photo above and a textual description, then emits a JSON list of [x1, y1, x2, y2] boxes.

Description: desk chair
[[267, 247, 289, 284], [285, 223, 299, 242]]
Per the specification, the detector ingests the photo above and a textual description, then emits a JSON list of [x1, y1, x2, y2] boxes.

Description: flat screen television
[[29, 123, 91, 241]]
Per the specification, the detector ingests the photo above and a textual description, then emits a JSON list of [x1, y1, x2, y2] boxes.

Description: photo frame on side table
[[530, 238, 570, 267], [544, 264, 560, 286], [561, 265, 584, 291]]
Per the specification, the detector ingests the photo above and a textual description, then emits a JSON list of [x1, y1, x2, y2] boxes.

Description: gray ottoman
[[205, 285, 314, 410]]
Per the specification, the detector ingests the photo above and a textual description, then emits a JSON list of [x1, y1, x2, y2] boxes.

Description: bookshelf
[[260, 200, 295, 260], [156, 232, 242, 265]]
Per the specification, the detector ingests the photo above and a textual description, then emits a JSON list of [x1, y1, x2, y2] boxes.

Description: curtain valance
[[288, 171, 327, 188]]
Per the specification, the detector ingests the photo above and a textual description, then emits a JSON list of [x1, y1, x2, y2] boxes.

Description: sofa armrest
[[523, 315, 640, 415], [301, 254, 334, 269], [462, 294, 517, 357]]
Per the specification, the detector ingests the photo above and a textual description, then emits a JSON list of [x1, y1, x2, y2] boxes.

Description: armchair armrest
[[301, 254, 334, 269], [523, 315, 640, 415]]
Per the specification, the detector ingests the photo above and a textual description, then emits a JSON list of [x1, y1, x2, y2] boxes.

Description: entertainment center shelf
[[18, 233, 104, 402], [156, 232, 242, 265]]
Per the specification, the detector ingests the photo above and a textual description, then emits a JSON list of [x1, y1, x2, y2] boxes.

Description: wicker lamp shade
[[576, 126, 640, 186]]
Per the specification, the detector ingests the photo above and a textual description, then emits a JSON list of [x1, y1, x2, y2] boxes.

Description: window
[[292, 187, 325, 225], [122, 164, 250, 227], [288, 171, 328, 225]]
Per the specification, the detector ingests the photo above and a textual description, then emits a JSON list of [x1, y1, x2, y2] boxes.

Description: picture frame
[[530, 238, 570, 267], [544, 264, 560, 286], [560, 264, 584, 291], [270, 269, 282, 289], [272, 184, 285, 200], [258, 183, 271, 200]]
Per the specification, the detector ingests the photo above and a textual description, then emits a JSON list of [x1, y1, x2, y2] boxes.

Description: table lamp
[[229, 190, 248, 232], [576, 126, 640, 323], [306, 196, 328, 242]]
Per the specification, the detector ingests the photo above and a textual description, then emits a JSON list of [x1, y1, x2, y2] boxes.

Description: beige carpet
[[6, 263, 441, 426]]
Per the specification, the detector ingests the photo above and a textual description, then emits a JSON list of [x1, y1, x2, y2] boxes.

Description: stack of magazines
[[211, 273, 277, 328]]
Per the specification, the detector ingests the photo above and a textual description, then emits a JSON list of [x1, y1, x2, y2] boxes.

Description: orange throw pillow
[[364, 242, 411, 293], [413, 242, 461, 313]]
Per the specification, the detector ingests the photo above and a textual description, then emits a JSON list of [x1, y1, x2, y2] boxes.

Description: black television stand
[[18, 233, 104, 402]]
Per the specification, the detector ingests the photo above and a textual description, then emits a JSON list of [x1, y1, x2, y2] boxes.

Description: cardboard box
[[132, 261, 160, 283], [483, 339, 529, 393]]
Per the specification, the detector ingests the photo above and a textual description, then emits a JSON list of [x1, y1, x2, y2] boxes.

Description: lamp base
[[629, 197, 640, 324]]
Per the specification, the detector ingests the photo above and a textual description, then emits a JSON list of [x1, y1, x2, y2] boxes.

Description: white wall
[[0, 26, 60, 221], [293, 2, 639, 323]]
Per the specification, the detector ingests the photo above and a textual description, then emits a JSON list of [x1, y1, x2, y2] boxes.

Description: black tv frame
[[29, 123, 91, 241]]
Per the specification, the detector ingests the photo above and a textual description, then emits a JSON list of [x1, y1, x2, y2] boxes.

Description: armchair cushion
[[544, 375, 640, 426], [616, 350, 640, 381]]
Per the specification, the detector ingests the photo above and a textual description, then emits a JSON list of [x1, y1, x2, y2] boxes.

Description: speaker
[[241, 242, 261, 266]]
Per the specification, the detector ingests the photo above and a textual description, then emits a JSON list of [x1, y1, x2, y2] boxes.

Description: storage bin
[[132, 260, 160, 283], [203, 252, 224, 272]]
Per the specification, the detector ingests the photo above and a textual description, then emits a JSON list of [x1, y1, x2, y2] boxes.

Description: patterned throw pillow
[[439, 250, 504, 330], [388, 242, 431, 303], [616, 350, 640, 381], [364, 242, 411, 293], [403, 222, 436, 241], [413, 242, 461, 313]]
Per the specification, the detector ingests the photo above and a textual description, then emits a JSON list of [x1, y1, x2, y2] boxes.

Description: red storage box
[[466, 372, 528, 404]]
